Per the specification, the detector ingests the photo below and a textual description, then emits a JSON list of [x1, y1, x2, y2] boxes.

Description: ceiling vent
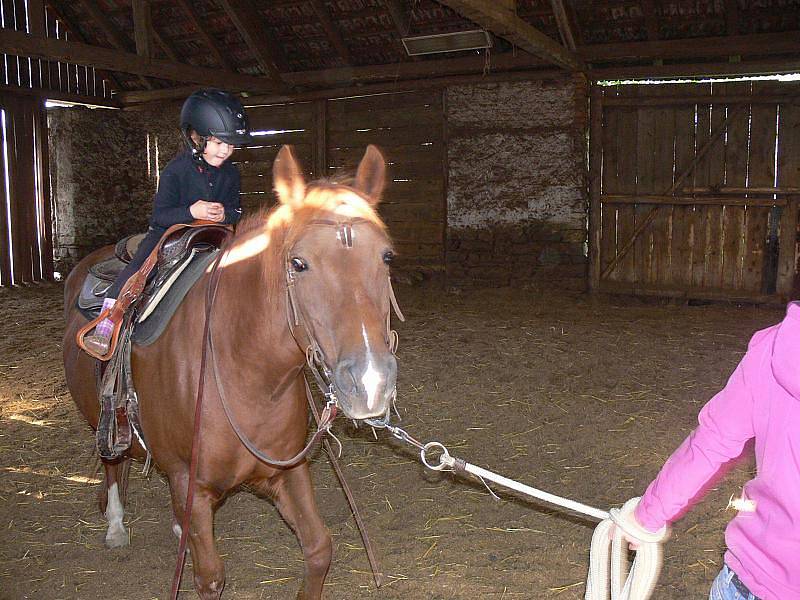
[[401, 30, 492, 56]]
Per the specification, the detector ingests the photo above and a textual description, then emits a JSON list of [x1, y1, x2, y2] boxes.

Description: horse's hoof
[[104, 527, 129, 548]]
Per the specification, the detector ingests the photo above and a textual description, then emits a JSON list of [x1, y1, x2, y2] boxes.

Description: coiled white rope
[[585, 497, 669, 600]]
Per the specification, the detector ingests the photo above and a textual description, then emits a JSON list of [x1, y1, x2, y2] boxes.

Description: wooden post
[[776, 195, 799, 300], [0, 99, 10, 285], [132, 0, 153, 60], [312, 99, 327, 179], [587, 85, 603, 292], [35, 101, 53, 280]]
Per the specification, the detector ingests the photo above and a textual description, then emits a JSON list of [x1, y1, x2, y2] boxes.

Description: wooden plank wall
[[0, 1, 111, 100], [327, 90, 445, 270], [232, 101, 316, 215], [596, 81, 800, 301], [0, 94, 52, 284], [234, 91, 446, 271]]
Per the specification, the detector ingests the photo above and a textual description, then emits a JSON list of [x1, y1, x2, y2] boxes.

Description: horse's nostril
[[334, 359, 358, 393]]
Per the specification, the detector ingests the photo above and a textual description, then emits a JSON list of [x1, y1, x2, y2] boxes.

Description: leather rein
[[171, 217, 403, 598]]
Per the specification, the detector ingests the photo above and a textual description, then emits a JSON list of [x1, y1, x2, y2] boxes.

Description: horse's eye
[[382, 251, 395, 265], [290, 257, 308, 272]]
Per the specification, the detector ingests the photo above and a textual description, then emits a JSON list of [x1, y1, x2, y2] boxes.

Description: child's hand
[[190, 200, 225, 222]]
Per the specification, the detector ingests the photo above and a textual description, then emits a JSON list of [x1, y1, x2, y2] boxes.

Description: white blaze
[[361, 324, 384, 410]]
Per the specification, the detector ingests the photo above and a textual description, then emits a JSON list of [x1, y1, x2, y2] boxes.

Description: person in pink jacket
[[625, 302, 800, 599]]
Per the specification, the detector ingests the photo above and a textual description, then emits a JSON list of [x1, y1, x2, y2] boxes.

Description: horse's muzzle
[[333, 353, 397, 420]]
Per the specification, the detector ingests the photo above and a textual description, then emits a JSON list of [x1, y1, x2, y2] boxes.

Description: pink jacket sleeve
[[634, 348, 759, 532]]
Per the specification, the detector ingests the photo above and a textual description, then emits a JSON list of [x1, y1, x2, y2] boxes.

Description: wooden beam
[[435, 0, 585, 71], [78, 0, 153, 89], [582, 32, 800, 62], [116, 52, 546, 104], [218, 0, 285, 82], [776, 196, 799, 298], [603, 94, 800, 106], [588, 86, 602, 292], [152, 27, 180, 63], [384, 0, 411, 37], [132, 0, 152, 59], [589, 58, 800, 80], [0, 82, 121, 107], [549, 0, 576, 51], [120, 67, 564, 108], [0, 29, 285, 92], [43, 1, 124, 94], [602, 194, 787, 208], [309, 0, 351, 64], [174, 0, 234, 70]]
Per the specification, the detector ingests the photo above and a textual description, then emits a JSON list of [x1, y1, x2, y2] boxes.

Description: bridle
[[284, 216, 404, 421], [208, 215, 403, 469]]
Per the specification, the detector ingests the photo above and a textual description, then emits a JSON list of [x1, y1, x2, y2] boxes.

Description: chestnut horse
[[62, 145, 398, 599]]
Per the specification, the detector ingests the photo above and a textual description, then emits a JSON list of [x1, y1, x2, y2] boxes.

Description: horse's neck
[[208, 248, 303, 373]]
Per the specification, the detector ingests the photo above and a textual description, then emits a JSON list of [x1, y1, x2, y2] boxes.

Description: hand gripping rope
[[366, 420, 667, 600]]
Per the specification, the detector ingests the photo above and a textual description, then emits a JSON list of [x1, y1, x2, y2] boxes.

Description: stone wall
[[49, 104, 181, 275], [445, 76, 588, 290]]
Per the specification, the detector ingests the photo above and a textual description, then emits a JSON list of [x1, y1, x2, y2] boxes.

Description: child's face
[[202, 136, 234, 167]]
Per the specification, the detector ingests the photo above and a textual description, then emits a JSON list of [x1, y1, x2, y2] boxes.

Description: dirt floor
[[0, 281, 784, 599]]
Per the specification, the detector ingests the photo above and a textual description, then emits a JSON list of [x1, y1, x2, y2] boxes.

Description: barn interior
[[1, 1, 799, 598]]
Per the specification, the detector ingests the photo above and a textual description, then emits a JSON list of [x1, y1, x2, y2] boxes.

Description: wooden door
[[589, 81, 800, 302]]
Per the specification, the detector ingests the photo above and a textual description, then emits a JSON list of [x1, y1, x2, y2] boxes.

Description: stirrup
[[84, 333, 111, 355]]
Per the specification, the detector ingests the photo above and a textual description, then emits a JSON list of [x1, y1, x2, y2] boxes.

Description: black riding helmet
[[180, 89, 254, 154]]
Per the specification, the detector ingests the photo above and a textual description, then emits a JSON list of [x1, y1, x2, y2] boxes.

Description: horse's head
[[270, 144, 398, 421]]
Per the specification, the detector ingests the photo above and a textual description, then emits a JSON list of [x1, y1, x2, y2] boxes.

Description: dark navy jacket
[[150, 150, 242, 231]]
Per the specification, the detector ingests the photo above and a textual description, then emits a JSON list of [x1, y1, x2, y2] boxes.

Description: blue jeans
[[709, 565, 759, 600]]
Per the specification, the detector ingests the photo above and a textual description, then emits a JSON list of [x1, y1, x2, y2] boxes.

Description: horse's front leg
[[168, 472, 225, 600], [260, 462, 332, 600], [98, 458, 131, 548]]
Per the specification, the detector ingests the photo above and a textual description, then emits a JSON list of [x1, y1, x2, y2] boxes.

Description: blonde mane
[[231, 181, 388, 300]]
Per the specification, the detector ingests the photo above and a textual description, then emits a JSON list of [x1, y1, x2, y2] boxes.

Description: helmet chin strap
[[181, 127, 207, 165]]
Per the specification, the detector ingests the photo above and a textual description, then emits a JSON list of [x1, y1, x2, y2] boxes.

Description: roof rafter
[[152, 27, 180, 63], [0, 28, 285, 92], [435, 0, 585, 71], [549, 0, 577, 50], [384, 0, 411, 37], [309, 0, 351, 64], [77, 0, 153, 89], [174, 0, 234, 71], [217, 0, 286, 83]]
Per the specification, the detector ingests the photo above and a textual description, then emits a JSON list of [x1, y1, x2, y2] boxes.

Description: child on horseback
[[616, 303, 800, 599], [83, 89, 253, 355]]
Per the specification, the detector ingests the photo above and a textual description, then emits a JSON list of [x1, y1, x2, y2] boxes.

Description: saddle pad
[[76, 249, 218, 346], [131, 249, 218, 346]]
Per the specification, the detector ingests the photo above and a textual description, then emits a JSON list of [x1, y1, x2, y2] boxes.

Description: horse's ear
[[354, 145, 386, 205], [273, 145, 306, 207]]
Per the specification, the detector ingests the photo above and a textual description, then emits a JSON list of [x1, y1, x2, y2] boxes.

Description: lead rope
[[364, 423, 666, 600]]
